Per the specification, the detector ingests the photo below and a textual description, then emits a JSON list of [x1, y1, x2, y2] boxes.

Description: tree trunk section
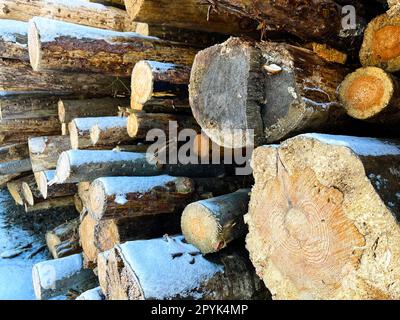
[[0, 19, 29, 61], [34, 170, 77, 199], [46, 218, 81, 259], [89, 116, 131, 147], [24, 196, 75, 213], [246, 133, 400, 299], [0, 142, 31, 175], [7, 174, 36, 206]]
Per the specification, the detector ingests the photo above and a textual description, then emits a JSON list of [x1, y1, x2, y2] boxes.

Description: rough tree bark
[[0, 143, 31, 175], [46, 218, 81, 259], [0, 19, 29, 61], [34, 170, 77, 199]]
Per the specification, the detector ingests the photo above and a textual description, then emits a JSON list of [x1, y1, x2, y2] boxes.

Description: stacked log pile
[[1, 0, 399, 301]]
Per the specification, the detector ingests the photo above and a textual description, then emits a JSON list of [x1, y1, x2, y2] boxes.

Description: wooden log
[[32, 253, 97, 300], [124, 0, 258, 36], [90, 0, 125, 8], [246, 133, 400, 299], [0, 174, 20, 189], [24, 196, 75, 213], [75, 287, 105, 300], [97, 250, 110, 296], [28, 135, 71, 172], [88, 175, 251, 221], [104, 235, 268, 300], [61, 123, 68, 136], [0, 0, 135, 31], [79, 213, 180, 267], [88, 175, 194, 220], [78, 182, 91, 213], [0, 93, 59, 121], [360, 13, 400, 72], [200, 0, 364, 53], [46, 218, 81, 259], [113, 144, 150, 153], [58, 98, 129, 124], [69, 118, 98, 150], [28, 17, 198, 76], [54, 150, 161, 184], [7, 174, 36, 205], [34, 170, 77, 199], [0, 143, 31, 175], [74, 194, 85, 216], [338, 67, 400, 122], [130, 60, 190, 107], [22, 177, 43, 206], [388, 0, 400, 15], [131, 97, 191, 114], [89, 116, 131, 147], [189, 38, 350, 148], [181, 189, 250, 254], [127, 112, 199, 139], [0, 117, 60, 144], [0, 58, 130, 97], [0, 19, 29, 61]]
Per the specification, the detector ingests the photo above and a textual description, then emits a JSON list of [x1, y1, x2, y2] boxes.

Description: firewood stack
[[0, 0, 399, 300]]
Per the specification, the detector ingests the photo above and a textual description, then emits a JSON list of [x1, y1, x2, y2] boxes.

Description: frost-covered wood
[[89, 116, 131, 147], [79, 213, 180, 267], [58, 97, 129, 124], [0, 19, 29, 61], [127, 112, 199, 139], [28, 18, 198, 76], [246, 133, 400, 299], [0, 93, 58, 121], [32, 253, 97, 300], [88, 175, 194, 220], [338, 67, 400, 122], [181, 189, 250, 254], [76, 287, 105, 300], [28, 135, 71, 172], [0, 0, 135, 31], [0, 58, 130, 97], [46, 218, 81, 259], [190, 38, 350, 148], [34, 170, 77, 200], [360, 13, 400, 72], [103, 235, 268, 300], [130, 60, 190, 108], [124, 0, 257, 36], [54, 150, 161, 184], [0, 142, 31, 175]]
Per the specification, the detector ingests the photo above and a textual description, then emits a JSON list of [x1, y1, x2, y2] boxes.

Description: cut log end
[[55, 152, 71, 184], [372, 25, 400, 62], [28, 19, 41, 72], [69, 121, 80, 150], [79, 214, 98, 265], [34, 171, 48, 199], [90, 124, 101, 145], [7, 182, 24, 206], [131, 60, 154, 105], [21, 182, 34, 206], [124, 0, 144, 20], [338, 67, 393, 119], [58, 100, 66, 123], [181, 202, 222, 254], [127, 113, 140, 138], [88, 180, 107, 220]]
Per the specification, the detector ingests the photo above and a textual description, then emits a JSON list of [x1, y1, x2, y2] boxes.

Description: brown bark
[[34, 170, 77, 199], [103, 235, 269, 300], [0, 19, 29, 61], [46, 218, 81, 259], [190, 38, 350, 148], [246, 133, 400, 299], [58, 98, 129, 123], [0, 58, 130, 98], [28, 17, 198, 76], [24, 196, 75, 213], [7, 174, 36, 206], [0, 0, 135, 31], [89, 116, 132, 147], [0, 143, 31, 175]]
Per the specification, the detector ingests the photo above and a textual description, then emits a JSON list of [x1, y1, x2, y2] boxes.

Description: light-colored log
[[34, 170, 77, 199], [0, 19, 29, 61], [0, 143, 31, 175], [89, 116, 131, 147], [24, 196, 75, 213], [46, 218, 81, 259]]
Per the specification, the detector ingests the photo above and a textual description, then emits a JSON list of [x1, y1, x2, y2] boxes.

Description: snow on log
[[181, 189, 250, 254], [0, 0, 136, 32], [89, 116, 131, 147], [28, 135, 71, 172], [32, 253, 97, 300], [76, 286, 105, 300], [0, 19, 29, 61], [189, 38, 350, 148], [58, 97, 129, 124], [246, 133, 400, 299], [88, 175, 194, 221], [103, 235, 268, 300], [0, 142, 31, 175], [54, 150, 161, 184], [124, 0, 258, 36], [130, 60, 190, 107], [79, 212, 180, 267], [28, 17, 198, 76], [46, 218, 81, 259]]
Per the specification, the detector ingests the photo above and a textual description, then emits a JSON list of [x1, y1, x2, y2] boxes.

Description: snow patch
[[76, 286, 104, 300], [28, 137, 47, 154], [0, 20, 28, 45], [67, 150, 148, 167], [118, 235, 223, 299], [302, 133, 400, 156]]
